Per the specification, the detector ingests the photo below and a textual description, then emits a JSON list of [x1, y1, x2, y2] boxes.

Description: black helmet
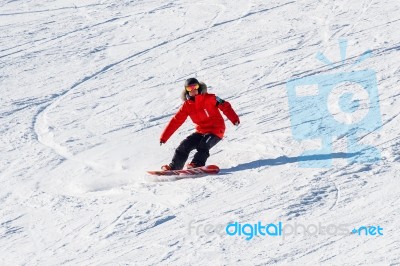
[[184, 78, 200, 87], [181, 78, 207, 101]]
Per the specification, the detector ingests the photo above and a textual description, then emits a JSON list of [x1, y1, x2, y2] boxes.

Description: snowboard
[[147, 165, 220, 176]]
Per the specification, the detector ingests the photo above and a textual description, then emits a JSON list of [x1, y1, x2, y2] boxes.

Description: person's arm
[[160, 105, 188, 143], [216, 96, 240, 125]]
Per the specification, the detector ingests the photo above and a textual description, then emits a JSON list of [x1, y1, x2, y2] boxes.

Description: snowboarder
[[160, 78, 240, 170]]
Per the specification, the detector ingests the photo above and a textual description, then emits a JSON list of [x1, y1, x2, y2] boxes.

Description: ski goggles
[[185, 84, 200, 92]]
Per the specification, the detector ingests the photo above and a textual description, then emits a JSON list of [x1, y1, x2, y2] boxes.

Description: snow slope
[[1, 0, 399, 265]]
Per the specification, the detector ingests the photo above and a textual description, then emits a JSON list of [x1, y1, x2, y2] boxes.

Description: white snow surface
[[1, 0, 400, 265]]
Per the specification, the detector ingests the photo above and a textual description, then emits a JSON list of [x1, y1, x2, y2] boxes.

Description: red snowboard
[[147, 165, 220, 176]]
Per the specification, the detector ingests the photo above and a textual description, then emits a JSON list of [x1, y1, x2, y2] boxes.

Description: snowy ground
[[1, 0, 400, 265]]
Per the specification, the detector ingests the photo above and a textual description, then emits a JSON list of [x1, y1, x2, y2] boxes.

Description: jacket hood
[[180, 81, 207, 101]]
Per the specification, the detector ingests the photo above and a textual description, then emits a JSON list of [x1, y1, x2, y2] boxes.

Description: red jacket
[[160, 93, 239, 143]]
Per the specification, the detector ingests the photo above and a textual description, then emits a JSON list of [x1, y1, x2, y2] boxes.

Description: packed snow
[[1, 0, 399, 265]]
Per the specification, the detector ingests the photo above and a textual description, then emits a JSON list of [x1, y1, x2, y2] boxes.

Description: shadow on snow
[[222, 152, 362, 173]]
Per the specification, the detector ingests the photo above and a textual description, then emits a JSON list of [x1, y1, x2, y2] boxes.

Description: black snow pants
[[170, 133, 221, 170]]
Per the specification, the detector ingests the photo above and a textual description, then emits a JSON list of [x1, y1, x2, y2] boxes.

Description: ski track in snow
[[1, 0, 400, 265], [30, 1, 231, 178]]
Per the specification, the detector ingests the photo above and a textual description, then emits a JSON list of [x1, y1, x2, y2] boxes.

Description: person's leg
[[191, 134, 221, 167], [170, 133, 202, 170]]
